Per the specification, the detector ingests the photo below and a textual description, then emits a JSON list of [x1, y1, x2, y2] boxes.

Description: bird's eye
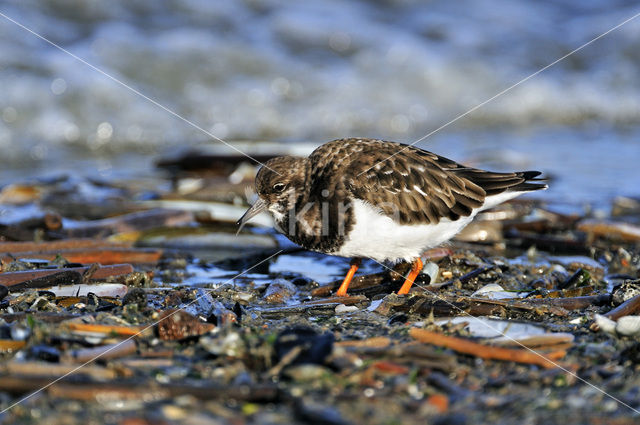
[[272, 183, 286, 192]]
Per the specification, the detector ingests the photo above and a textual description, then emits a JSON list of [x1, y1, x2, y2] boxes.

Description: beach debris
[[263, 277, 297, 304], [1, 159, 639, 424], [0, 264, 134, 287], [615, 316, 640, 337], [611, 279, 640, 305], [274, 327, 334, 366], [577, 219, 640, 243], [559, 268, 592, 290], [65, 339, 138, 363], [471, 283, 520, 299], [156, 309, 215, 341], [409, 328, 566, 369], [335, 304, 359, 314], [595, 314, 640, 337]]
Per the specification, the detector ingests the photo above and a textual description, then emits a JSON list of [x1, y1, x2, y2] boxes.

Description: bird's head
[[237, 156, 308, 231]]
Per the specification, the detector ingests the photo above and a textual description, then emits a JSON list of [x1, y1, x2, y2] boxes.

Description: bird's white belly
[[334, 199, 475, 262]]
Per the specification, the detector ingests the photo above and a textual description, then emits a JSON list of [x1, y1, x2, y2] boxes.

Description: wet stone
[[619, 342, 640, 363], [10, 270, 83, 291], [28, 345, 61, 362], [284, 364, 333, 382], [291, 276, 317, 287], [0, 324, 11, 339], [36, 290, 56, 300], [274, 327, 334, 366], [293, 399, 350, 425], [200, 330, 246, 358], [387, 313, 408, 326], [263, 278, 297, 304], [122, 287, 148, 309]]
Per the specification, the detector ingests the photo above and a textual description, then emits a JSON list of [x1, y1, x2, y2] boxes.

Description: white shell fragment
[[438, 317, 544, 339], [367, 299, 383, 312], [436, 317, 572, 347], [594, 314, 618, 334], [421, 261, 439, 283], [615, 316, 640, 337], [44, 283, 129, 298], [335, 304, 359, 314], [471, 283, 520, 300], [595, 314, 640, 337]]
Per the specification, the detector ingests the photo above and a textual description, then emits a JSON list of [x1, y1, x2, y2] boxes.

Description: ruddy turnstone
[[237, 138, 547, 296]]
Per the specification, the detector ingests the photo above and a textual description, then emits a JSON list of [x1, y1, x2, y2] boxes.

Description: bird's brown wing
[[308, 138, 542, 225]]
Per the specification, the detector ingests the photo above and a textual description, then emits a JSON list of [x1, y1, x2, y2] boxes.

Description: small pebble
[[29, 344, 60, 362], [284, 364, 331, 381], [10, 324, 31, 341], [123, 288, 148, 308], [388, 313, 408, 325]]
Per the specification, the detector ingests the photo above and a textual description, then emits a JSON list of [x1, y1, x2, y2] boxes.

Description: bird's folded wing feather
[[309, 139, 487, 225]]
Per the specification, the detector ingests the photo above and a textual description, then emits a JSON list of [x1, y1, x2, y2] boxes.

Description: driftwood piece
[[0, 212, 62, 240], [0, 377, 279, 402], [1, 361, 128, 380], [65, 339, 138, 363], [1, 248, 162, 267], [0, 264, 134, 288], [523, 294, 611, 310], [409, 328, 566, 369], [604, 294, 640, 321], [0, 238, 131, 253], [390, 294, 569, 318]]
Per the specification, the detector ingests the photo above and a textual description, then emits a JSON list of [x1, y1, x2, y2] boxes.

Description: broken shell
[[611, 279, 640, 306], [335, 304, 359, 314], [421, 262, 439, 284], [615, 316, 640, 337], [471, 283, 520, 300], [594, 314, 617, 334]]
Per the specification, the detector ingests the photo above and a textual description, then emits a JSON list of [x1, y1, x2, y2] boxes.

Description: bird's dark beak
[[236, 198, 267, 234]]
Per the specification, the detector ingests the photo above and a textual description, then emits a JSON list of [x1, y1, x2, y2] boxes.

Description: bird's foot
[[397, 257, 424, 295], [335, 258, 361, 297]]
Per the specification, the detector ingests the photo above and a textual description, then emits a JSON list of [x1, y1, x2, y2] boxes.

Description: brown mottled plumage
[[238, 138, 547, 296]]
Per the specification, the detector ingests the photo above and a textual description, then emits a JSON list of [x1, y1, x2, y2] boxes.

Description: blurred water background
[[0, 0, 639, 209]]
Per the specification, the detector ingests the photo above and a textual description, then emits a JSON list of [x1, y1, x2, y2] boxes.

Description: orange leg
[[336, 258, 361, 297], [397, 257, 424, 295]]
